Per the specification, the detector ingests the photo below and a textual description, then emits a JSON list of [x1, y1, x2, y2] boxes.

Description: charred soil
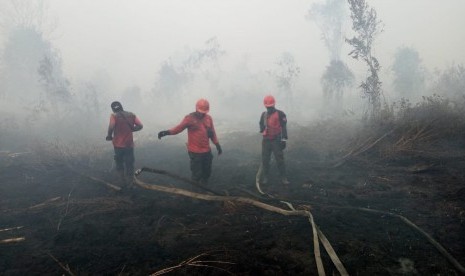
[[1, 122, 465, 275]]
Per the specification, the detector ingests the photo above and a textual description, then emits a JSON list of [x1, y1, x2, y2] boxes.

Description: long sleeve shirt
[[169, 112, 219, 153]]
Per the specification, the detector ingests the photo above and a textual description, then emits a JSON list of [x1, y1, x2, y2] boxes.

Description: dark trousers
[[262, 138, 286, 178], [114, 147, 135, 177], [188, 151, 213, 183]]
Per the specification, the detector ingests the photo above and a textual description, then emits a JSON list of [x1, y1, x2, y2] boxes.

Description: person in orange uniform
[[106, 101, 143, 188], [158, 98, 222, 185], [259, 95, 290, 185]]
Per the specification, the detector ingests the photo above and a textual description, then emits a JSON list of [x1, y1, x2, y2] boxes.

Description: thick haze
[[1, 0, 465, 147], [47, 0, 465, 90]]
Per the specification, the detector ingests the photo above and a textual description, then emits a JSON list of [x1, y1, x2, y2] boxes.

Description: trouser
[[262, 138, 286, 178], [188, 151, 213, 184], [114, 147, 135, 177]]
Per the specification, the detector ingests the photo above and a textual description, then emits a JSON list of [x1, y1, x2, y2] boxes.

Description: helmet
[[195, 98, 210, 114], [263, 95, 275, 107], [111, 101, 123, 112]]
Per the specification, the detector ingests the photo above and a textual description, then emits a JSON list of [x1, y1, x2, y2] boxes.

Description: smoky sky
[[42, 0, 465, 90], [1, 0, 465, 130]]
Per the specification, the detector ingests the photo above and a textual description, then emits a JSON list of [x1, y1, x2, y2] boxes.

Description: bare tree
[[0, 0, 57, 36], [38, 51, 71, 108], [0, 0, 62, 112], [430, 64, 465, 101], [346, 0, 383, 118], [321, 60, 354, 112], [121, 85, 142, 111], [267, 52, 300, 110], [391, 47, 426, 101], [307, 0, 347, 61], [308, 0, 354, 115], [152, 37, 225, 101]]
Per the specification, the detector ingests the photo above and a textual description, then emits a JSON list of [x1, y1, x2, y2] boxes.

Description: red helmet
[[195, 98, 210, 114], [263, 95, 275, 107]]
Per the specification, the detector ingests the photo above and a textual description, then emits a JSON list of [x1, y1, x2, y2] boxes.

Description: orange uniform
[[108, 111, 143, 148], [260, 109, 287, 140], [169, 112, 219, 153]]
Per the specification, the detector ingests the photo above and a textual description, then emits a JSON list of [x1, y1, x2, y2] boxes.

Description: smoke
[[1, 0, 465, 152], [0, 1, 107, 150], [307, 0, 348, 61], [146, 38, 304, 131], [390, 46, 427, 101], [307, 0, 355, 117]]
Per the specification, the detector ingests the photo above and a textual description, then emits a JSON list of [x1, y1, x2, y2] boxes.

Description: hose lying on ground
[[134, 167, 348, 276], [255, 165, 465, 275], [356, 207, 465, 274], [255, 164, 348, 276], [134, 168, 309, 217]]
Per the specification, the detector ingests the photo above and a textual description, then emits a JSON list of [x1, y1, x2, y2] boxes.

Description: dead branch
[[0, 237, 25, 244], [151, 251, 235, 276], [47, 252, 76, 276], [63, 197, 134, 223], [0, 226, 24, 232], [29, 197, 61, 209], [83, 175, 121, 191], [339, 135, 375, 160], [57, 187, 74, 231], [8, 152, 32, 158], [153, 215, 167, 236], [66, 165, 121, 191], [117, 264, 126, 276], [333, 129, 394, 168], [393, 120, 438, 153], [221, 200, 238, 214]]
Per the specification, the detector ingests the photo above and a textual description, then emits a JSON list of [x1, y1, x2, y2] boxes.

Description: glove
[[106, 135, 112, 141], [215, 143, 223, 155], [132, 125, 143, 131], [158, 130, 170, 139], [280, 140, 286, 150]]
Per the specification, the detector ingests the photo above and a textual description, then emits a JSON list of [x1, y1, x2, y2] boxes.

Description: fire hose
[[133, 167, 348, 276], [255, 164, 348, 276]]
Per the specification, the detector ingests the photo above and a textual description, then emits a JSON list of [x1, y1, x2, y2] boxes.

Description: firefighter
[[158, 98, 222, 185], [106, 101, 143, 188], [259, 95, 290, 185]]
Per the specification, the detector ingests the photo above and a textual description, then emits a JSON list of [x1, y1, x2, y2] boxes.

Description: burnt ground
[[1, 125, 465, 275]]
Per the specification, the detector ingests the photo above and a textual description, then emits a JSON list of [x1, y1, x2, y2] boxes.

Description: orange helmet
[[263, 95, 275, 107], [195, 98, 210, 114]]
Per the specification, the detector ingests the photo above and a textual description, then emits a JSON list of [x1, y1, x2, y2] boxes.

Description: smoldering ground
[[1, 0, 465, 275], [1, 109, 465, 274]]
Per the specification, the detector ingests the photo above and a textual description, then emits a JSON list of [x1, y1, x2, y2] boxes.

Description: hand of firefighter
[[280, 140, 286, 150], [105, 135, 112, 141], [215, 143, 223, 155], [158, 130, 170, 139]]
